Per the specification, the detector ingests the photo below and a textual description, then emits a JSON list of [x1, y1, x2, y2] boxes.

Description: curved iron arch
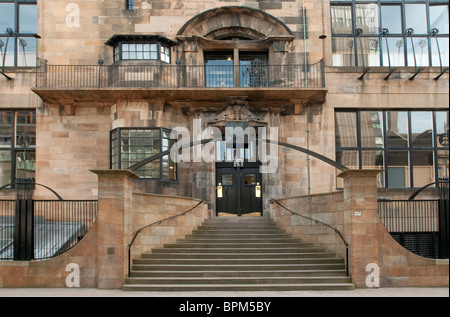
[[408, 180, 449, 200], [127, 138, 349, 172], [0, 182, 63, 200]]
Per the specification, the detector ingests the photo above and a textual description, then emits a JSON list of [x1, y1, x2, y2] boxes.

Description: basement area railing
[[378, 199, 449, 259], [270, 199, 349, 276], [35, 59, 325, 89], [127, 199, 207, 277], [0, 199, 98, 261]]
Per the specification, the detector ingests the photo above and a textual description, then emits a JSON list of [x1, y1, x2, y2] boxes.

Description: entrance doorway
[[216, 162, 262, 216]]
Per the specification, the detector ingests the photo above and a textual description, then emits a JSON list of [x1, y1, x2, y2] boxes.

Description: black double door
[[216, 163, 262, 216]]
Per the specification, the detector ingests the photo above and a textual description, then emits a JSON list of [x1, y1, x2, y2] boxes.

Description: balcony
[[33, 60, 327, 110]]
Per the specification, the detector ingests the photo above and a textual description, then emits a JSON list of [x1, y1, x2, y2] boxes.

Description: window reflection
[[335, 112, 357, 148], [406, 37, 429, 67], [387, 151, 410, 188], [355, 4, 379, 34], [0, 3, 14, 31], [360, 111, 384, 148], [412, 150, 434, 187], [386, 112, 409, 148], [411, 112, 433, 148], [332, 37, 356, 66], [382, 37, 405, 66], [430, 5, 449, 34]]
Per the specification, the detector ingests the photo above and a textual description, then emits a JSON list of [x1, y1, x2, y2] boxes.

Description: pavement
[[0, 287, 448, 297]]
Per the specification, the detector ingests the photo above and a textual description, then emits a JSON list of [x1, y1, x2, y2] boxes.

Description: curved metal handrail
[[408, 179, 449, 200], [127, 199, 207, 277], [0, 182, 63, 201], [270, 199, 349, 276]]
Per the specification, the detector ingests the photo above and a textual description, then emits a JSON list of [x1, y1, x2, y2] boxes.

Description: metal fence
[[378, 199, 448, 259], [0, 200, 98, 261], [35, 59, 325, 89]]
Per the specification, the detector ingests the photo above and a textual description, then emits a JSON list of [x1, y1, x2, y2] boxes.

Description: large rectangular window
[[0, 110, 36, 187], [110, 128, 177, 181], [0, 1, 38, 68], [331, 0, 449, 67], [335, 110, 449, 188]]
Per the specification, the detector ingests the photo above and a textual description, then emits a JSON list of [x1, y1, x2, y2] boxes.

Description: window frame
[[335, 109, 449, 189], [113, 41, 171, 63], [330, 0, 449, 67], [110, 127, 178, 182], [0, 110, 36, 188], [0, 0, 38, 68]]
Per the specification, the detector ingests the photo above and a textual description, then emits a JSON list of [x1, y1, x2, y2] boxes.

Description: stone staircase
[[123, 217, 354, 291]]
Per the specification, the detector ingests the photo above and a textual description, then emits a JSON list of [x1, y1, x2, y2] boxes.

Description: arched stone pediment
[[177, 6, 294, 41]]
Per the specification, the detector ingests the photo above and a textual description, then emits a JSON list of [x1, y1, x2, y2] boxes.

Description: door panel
[[216, 166, 262, 216]]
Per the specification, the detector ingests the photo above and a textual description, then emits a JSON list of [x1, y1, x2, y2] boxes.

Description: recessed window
[[0, 110, 36, 187]]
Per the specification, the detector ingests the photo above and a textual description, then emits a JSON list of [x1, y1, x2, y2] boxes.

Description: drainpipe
[[306, 106, 311, 195], [302, 0, 308, 87]]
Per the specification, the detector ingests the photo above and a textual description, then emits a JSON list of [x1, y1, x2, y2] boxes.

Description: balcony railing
[[35, 59, 325, 89]]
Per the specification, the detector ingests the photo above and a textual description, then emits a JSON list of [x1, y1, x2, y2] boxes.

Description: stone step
[[151, 247, 325, 254], [122, 283, 355, 292], [133, 257, 343, 266], [124, 276, 353, 285], [141, 252, 336, 259], [129, 269, 349, 278], [164, 242, 315, 249], [131, 263, 346, 272]]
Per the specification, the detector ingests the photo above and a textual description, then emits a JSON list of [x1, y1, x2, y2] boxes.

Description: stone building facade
[[1, 0, 448, 214]]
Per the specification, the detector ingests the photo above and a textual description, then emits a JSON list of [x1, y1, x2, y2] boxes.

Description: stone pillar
[[337, 169, 383, 288], [91, 169, 138, 289]]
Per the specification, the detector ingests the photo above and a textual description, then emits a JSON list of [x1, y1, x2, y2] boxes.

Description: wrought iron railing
[[270, 199, 349, 276], [127, 199, 206, 277], [35, 59, 325, 89], [0, 200, 98, 261], [378, 199, 448, 259]]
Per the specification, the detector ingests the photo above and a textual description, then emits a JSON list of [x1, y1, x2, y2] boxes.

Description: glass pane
[[336, 150, 359, 188], [436, 111, 449, 148], [429, 5, 449, 34], [355, 4, 379, 34], [222, 174, 233, 186], [331, 5, 353, 34], [412, 150, 434, 187], [19, 4, 37, 34], [17, 37, 37, 67], [411, 112, 433, 148], [360, 111, 384, 148], [335, 112, 357, 148], [0, 150, 12, 187], [381, 5, 402, 34], [244, 174, 256, 185], [362, 150, 385, 187], [0, 3, 14, 32], [387, 151, 410, 188], [381, 37, 405, 66], [431, 37, 449, 67], [0, 111, 13, 147], [15, 151, 35, 179], [359, 37, 380, 66], [405, 4, 428, 35], [0, 37, 15, 67], [332, 37, 356, 66], [406, 37, 429, 67], [205, 53, 234, 87], [386, 111, 409, 148], [437, 150, 449, 179]]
